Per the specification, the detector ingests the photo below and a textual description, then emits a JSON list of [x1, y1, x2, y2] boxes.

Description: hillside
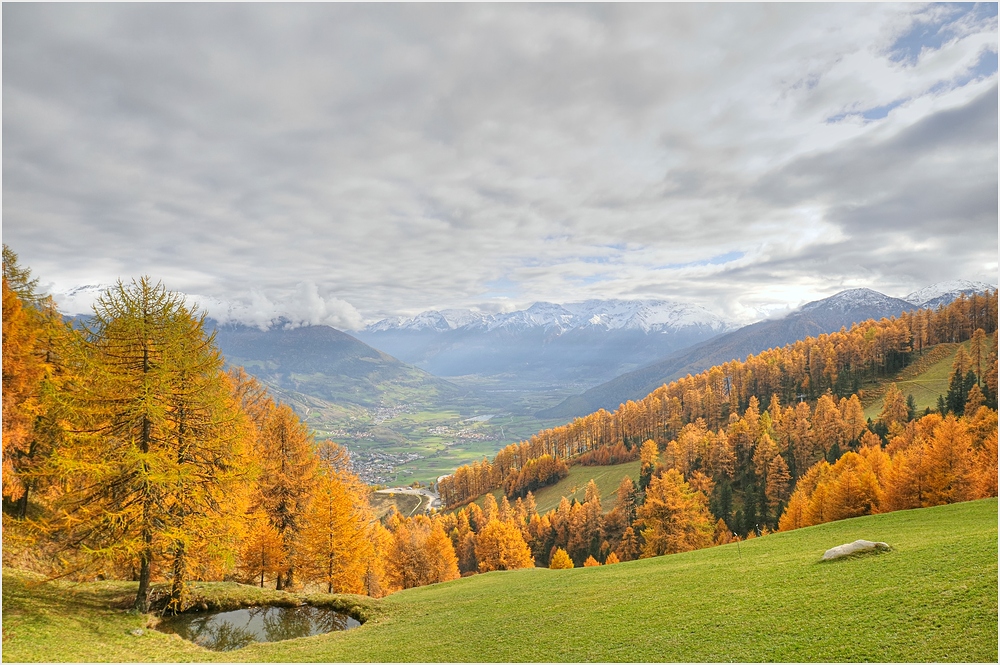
[[467, 460, 643, 516], [211, 320, 462, 410], [210, 321, 577, 485], [539, 288, 920, 419], [4, 499, 996, 662], [862, 342, 964, 419]]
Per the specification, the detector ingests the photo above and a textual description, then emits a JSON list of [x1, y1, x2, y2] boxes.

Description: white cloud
[[3, 3, 996, 328]]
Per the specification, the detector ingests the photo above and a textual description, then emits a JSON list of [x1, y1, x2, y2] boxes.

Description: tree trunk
[[15, 483, 30, 519], [134, 528, 152, 612], [168, 541, 186, 615]]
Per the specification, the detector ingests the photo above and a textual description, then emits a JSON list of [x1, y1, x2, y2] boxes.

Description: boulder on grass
[[821, 539, 891, 561]]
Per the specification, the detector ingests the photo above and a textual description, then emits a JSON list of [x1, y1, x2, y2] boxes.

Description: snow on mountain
[[563, 299, 732, 333], [799, 288, 908, 314], [904, 280, 996, 307], [367, 308, 489, 332], [484, 302, 577, 332], [367, 299, 734, 335]]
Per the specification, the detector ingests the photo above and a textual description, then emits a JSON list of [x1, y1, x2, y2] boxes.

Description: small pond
[[156, 605, 360, 651]]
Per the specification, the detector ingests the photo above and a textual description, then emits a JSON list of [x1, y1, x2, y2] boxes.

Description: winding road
[[374, 487, 442, 516]]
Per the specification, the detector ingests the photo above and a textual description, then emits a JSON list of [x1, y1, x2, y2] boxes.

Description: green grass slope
[[531, 460, 642, 514], [5, 499, 996, 662], [862, 342, 963, 420], [467, 460, 641, 515]]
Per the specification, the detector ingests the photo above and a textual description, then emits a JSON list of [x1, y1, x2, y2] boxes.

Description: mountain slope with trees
[[539, 286, 990, 419], [437, 289, 997, 566]]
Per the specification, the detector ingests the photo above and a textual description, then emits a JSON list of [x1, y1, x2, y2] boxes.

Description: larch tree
[[638, 439, 659, 491], [548, 547, 573, 569], [297, 442, 374, 594], [255, 402, 318, 590], [475, 519, 534, 572], [765, 454, 792, 515], [424, 519, 461, 584], [614, 525, 641, 562], [614, 475, 638, 524], [238, 510, 289, 588], [879, 384, 909, 432], [384, 513, 460, 589], [161, 330, 251, 613], [637, 469, 713, 557], [7, 296, 77, 520], [1, 273, 44, 506], [50, 278, 245, 612]]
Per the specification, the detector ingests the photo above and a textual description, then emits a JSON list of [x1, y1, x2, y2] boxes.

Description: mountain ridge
[[537, 284, 996, 420]]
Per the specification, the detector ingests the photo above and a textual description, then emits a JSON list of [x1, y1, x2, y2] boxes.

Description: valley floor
[[3, 498, 996, 662]]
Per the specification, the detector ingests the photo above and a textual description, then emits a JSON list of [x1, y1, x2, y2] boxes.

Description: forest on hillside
[[434, 289, 998, 569], [4, 243, 997, 606], [1, 247, 461, 611]]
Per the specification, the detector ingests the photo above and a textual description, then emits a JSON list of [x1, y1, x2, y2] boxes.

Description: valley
[[214, 283, 995, 486], [260, 375, 578, 485]]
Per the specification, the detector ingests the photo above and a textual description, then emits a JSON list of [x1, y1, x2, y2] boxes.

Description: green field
[[273, 379, 574, 487], [531, 460, 642, 514], [862, 342, 963, 420], [5, 498, 995, 662]]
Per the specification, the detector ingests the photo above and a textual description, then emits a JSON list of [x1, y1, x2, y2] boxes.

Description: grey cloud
[[755, 86, 997, 240], [3, 4, 996, 326]]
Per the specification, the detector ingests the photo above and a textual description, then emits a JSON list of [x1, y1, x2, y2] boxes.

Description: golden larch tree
[[475, 519, 534, 572], [548, 547, 573, 569], [297, 442, 374, 594], [637, 469, 713, 557]]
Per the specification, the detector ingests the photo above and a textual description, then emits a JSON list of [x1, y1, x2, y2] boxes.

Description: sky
[[3, 3, 997, 330]]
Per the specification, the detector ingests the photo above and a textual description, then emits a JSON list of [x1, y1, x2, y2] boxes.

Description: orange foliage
[[548, 547, 573, 569], [475, 519, 534, 572]]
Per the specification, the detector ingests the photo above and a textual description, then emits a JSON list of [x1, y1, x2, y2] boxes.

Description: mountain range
[[356, 299, 734, 387], [67, 280, 995, 424], [537, 282, 996, 419]]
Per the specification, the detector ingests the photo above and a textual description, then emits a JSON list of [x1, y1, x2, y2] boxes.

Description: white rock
[[821, 539, 891, 561]]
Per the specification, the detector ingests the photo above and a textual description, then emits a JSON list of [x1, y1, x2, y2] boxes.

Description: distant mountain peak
[[799, 288, 908, 312], [904, 280, 996, 307]]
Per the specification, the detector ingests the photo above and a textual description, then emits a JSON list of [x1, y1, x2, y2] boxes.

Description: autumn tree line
[[1, 247, 464, 610], [4, 243, 997, 605], [437, 289, 998, 561]]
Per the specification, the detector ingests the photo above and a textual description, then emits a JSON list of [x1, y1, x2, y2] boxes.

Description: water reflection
[[157, 605, 360, 651]]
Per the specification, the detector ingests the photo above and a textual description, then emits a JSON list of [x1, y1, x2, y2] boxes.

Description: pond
[[156, 605, 361, 651]]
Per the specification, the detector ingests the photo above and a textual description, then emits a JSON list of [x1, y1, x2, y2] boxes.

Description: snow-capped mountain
[[357, 299, 736, 386], [366, 308, 489, 333], [562, 299, 733, 333], [367, 299, 733, 336], [904, 280, 996, 309], [794, 288, 918, 329]]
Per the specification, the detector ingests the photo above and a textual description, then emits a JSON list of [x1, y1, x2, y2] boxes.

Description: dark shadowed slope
[[211, 320, 461, 409]]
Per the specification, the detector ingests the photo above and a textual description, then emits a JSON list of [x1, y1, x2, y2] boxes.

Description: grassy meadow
[[530, 460, 642, 514], [4, 498, 996, 662], [862, 342, 963, 420]]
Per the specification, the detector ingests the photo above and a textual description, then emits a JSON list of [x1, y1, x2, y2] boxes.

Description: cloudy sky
[[4, 3, 997, 329]]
